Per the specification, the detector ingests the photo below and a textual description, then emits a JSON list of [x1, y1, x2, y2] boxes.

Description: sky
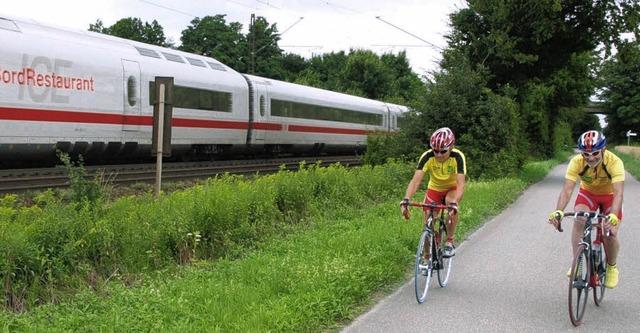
[[0, 0, 466, 75]]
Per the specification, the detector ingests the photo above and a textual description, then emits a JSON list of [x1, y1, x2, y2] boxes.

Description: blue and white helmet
[[577, 130, 606, 151]]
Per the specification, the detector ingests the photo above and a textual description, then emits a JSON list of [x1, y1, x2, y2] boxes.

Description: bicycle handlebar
[[554, 211, 608, 233], [401, 201, 451, 220]]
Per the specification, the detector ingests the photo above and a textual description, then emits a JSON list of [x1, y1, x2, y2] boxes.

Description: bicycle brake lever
[[555, 212, 563, 232]]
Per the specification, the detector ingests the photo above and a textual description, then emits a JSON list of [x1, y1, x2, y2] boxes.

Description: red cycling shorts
[[424, 187, 457, 209], [575, 188, 623, 221]]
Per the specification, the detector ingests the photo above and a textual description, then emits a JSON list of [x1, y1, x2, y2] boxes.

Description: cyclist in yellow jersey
[[401, 127, 467, 258], [548, 130, 625, 289]]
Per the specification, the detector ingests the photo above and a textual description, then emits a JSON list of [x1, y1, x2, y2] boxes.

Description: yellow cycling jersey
[[565, 150, 625, 195], [415, 148, 467, 192]]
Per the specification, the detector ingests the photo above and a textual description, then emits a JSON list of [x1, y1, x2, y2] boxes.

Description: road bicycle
[[402, 201, 454, 303], [555, 211, 608, 327]]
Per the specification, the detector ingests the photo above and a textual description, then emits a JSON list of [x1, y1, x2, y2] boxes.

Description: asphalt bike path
[[341, 162, 640, 332]]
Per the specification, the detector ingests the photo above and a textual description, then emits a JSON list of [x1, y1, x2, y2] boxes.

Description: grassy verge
[[1, 184, 531, 332], [1, 155, 578, 332], [612, 147, 640, 179]]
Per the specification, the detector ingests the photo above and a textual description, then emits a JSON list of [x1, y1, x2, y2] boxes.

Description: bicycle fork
[[590, 238, 605, 287]]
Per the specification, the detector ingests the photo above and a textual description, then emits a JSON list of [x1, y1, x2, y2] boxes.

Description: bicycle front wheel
[[414, 228, 434, 303], [568, 244, 590, 327], [437, 224, 452, 287]]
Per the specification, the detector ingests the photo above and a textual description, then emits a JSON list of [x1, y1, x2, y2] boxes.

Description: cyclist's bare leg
[[604, 233, 620, 266], [422, 210, 431, 252], [445, 193, 459, 244], [571, 204, 590, 255], [446, 213, 458, 243]]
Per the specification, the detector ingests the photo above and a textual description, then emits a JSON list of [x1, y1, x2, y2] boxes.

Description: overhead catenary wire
[[133, 0, 444, 70], [136, 0, 443, 52], [375, 16, 443, 51], [137, 0, 197, 18]]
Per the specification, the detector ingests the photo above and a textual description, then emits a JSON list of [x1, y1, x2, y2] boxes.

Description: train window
[[149, 82, 232, 112], [135, 46, 161, 59], [127, 76, 138, 107], [162, 53, 185, 63], [271, 99, 383, 125], [185, 57, 207, 67], [207, 62, 227, 71], [0, 18, 20, 32], [260, 96, 266, 117]]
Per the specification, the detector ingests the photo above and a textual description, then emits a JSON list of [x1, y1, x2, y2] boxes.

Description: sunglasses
[[434, 148, 450, 155], [581, 150, 601, 158]]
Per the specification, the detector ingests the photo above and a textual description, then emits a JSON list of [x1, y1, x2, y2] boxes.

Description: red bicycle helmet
[[430, 127, 455, 150]]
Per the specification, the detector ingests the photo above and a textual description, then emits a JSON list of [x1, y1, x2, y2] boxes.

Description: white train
[[0, 13, 407, 164]]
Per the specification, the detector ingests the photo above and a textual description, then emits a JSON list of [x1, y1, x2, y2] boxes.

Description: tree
[[298, 51, 350, 91], [279, 53, 309, 82], [336, 49, 394, 99], [423, 54, 526, 179], [293, 50, 424, 103], [246, 16, 285, 78], [444, 0, 640, 156], [179, 15, 246, 72], [381, 51, 427, 104], [89, 18, 173, 47], [599, 40, 640, 143]]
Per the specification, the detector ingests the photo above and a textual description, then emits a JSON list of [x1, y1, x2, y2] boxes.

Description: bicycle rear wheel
[[414, 228, 434, 303], [568, 244, 590, 327], [437, 224, 452, 287], [592, 243, 606, 306]]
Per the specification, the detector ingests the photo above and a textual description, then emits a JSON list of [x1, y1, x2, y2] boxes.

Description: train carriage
[[0, 12, 409, 165], [243, 74, 395, 155]]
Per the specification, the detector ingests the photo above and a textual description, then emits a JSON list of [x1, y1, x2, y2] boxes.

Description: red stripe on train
[[0, 107, 369, 135], [288, 124, 368, 135], [0, 106, 124, 124]]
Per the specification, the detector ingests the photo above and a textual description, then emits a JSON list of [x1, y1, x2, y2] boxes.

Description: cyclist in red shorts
[[548, 130, 625, 288], [401, 127, 467, 258]]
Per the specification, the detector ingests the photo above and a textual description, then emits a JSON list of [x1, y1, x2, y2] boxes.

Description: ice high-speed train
[[0, 13, 407, 165]]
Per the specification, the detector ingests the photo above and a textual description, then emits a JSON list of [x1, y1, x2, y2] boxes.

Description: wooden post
[[155, 84, 165, 196]]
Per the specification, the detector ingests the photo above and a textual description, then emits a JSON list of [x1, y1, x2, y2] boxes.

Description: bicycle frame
[[558, 211, 608, 327]]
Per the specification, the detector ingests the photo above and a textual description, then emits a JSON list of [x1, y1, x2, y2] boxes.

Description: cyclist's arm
[[404, 169, 426, 200], [611, 181, 624, 216], [555, 178, 576, 212], [449, 173, 466, 204]]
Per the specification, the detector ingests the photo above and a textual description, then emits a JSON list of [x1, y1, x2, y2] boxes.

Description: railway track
[[0, 156, 362, 194]]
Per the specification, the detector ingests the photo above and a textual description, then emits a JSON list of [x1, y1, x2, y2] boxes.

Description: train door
[[253, 81, 269, 141], [121, 60, 141, 131]]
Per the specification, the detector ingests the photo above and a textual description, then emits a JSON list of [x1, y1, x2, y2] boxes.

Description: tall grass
[[612, 147, 640, 179], [0, 157, 576, 332]]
